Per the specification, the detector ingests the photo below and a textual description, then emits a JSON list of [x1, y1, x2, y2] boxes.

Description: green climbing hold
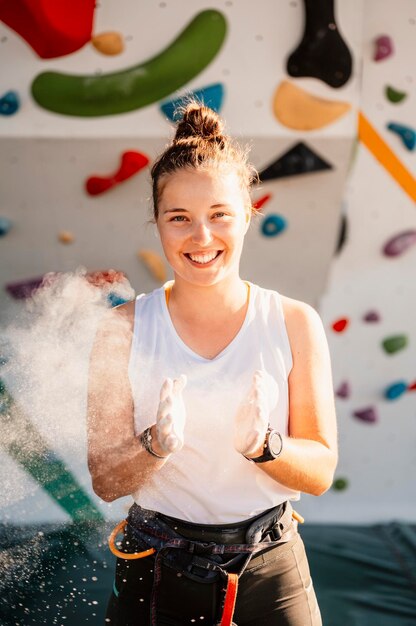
[[332, 477, 348, 491], [385, 85, 407, 104], [382, 334, 408, 354], [31, 10, 227, 116]]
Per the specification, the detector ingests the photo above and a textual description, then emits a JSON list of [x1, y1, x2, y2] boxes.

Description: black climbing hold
[[286, 0, 353, 88], [335, 214, 348, 255], [258, 142, 333, 182]]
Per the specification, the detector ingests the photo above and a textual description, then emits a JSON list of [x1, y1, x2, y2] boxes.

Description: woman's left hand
[[233, 370, 273, 457]]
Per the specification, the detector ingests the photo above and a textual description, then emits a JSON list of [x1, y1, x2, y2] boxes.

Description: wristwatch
[[244, 427, 283, 463], [140, 426, 168, 459]]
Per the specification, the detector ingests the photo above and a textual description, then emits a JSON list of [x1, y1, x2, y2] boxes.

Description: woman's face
[[156, 167, 251, 287]]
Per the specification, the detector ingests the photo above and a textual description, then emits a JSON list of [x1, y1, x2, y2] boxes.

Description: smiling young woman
[[87, 103, 337, 625]]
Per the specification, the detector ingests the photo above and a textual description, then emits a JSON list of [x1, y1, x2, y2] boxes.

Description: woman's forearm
[[89, 426, 168, 502], [253, 436, 338, 496]]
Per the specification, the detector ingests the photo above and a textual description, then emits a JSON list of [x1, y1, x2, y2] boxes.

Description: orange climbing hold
[[332, 318, 349, 333], [91, 31, 124, 56], [138, 249, 167, 283], [273, 81, 351, 131]]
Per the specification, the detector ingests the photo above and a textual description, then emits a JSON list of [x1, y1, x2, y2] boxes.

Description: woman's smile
[[183, 249, 224, 266]]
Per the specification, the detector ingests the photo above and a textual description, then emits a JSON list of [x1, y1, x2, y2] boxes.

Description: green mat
[[1, 521, 415, 625]]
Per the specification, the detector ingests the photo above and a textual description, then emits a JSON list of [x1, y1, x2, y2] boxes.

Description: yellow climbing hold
[[58, 230, 75, 244], [273, 81, 351, 131], [91, 31, 124, 56], [138, 249, 167, 283]]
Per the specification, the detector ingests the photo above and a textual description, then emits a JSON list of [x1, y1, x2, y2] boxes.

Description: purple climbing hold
[[383, 230, 416, 257], [363, 310, 381, 322], [374, 35, 393, 61], [387, 123, 416, 151], [353, 406, 378, 423], [335, 381, 350, 398]]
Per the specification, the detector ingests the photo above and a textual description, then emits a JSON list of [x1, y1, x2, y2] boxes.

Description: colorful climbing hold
[[107, 292, 131, 307], [261, 215, 287, 238], [384, 381, 407, 400], [5, 276, 45, 299], [258, 142, 333, 182], [286, 0, 353, 88], [383, 230, 416, 257], [385, 86, 407, 104], [382, 335, 408, 354], [0, 0, 95, 58], [387, 123, 416, 151], [0, 216, 13, 236], [335, 381, 350, 399], [0, 90, 20, 115], [160, 83, 224, 122], [138, 249, 167, 283], [91, 31, 124, 56], [252, 194, 272, 211], [273, 81, 351, 131], [31, 11, 227, 116], [58, 230, 74, 244], [332, 477, 348, 491], [373, 35, 394, 62], [353, 406, 378, 423], [358, 113, 416, 203], [408, 381, 416, 391], [332, 318, 349, 333], [85, 151, 149, 196], [363, 310, 381, 322]]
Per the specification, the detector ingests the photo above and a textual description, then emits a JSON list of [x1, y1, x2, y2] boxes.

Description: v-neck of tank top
[[160, 281, 255, 363]]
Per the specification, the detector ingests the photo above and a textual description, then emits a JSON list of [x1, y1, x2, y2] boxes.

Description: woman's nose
[[191, 222, 213, 245]]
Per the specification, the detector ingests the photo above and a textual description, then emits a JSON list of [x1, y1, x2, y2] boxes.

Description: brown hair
[[151, 102, 258, 220]]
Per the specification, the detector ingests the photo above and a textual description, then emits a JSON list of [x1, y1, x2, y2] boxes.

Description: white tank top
[[128, 281, 300, 523]]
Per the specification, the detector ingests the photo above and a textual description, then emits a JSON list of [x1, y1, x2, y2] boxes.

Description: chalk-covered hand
[[234, 370, 275, 457], [155, 375, 187, 455]]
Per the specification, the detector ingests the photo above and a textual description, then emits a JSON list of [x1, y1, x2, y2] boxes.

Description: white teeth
[[188, 251, 219, 264]]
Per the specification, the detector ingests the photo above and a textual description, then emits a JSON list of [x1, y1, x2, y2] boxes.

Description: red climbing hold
[[86, 151, 150, 196], [0, 0, 95, 59], [253, 194, 272, 210], [332, 318, 349, 333], [408, 381, 416, 391]]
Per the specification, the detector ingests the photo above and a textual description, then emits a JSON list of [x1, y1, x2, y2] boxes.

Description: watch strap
[[140, 426, 168, 459], [244, 428, 283, 463]]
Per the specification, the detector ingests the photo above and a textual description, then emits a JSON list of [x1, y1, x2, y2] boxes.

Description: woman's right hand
[[154, 375, 187, 455]]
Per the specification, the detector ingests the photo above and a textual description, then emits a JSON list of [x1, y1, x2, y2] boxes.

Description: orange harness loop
[[108, 519, 156, 560], [220, 573, 239, 626]]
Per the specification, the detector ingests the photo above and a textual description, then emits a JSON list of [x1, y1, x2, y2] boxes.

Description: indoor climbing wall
[[0, 0, 414, 530]]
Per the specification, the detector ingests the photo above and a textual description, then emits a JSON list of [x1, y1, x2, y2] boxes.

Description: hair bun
[[174, 103, 225, 143]]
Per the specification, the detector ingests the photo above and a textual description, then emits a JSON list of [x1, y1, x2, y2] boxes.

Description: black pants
[[105, 524, 322, 625]]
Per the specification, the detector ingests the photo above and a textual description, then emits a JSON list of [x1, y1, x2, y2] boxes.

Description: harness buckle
[[188, 541, 217, 556], [264, 522, 284, 542]]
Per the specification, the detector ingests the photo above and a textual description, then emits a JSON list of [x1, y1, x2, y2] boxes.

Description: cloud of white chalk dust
[[0, 266, 135, 502]]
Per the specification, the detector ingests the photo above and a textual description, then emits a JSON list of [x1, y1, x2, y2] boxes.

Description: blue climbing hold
[[387, 122, 416, 151], [0, 90, 20, 116], [107, 292, 131, 307], [261, 214, 287, 238], [384, 380, 407, 400], [0, 217, 12, 236], [160, 83, 224, 121]]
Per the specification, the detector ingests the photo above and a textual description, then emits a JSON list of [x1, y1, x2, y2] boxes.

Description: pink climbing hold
[[85, 151, 150, 196], [335, 381, 350, 399], [383, 230, 416, 257], [363, 310, 381, 322], [353, 406, 378, 423], [332, 318, 349, 333], [374, 35, 394, 61]]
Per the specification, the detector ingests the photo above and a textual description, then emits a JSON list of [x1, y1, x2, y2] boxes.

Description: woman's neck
[[167, 275, 249, 322]]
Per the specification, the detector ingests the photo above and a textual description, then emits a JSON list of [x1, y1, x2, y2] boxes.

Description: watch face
[[268, 431, 282, 457]]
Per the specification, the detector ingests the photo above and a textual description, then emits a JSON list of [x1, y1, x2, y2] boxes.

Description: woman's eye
[[213, 212, 227, 218], [171, 215, 188, 222]]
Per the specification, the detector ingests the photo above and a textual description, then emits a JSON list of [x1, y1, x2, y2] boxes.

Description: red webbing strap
[[220, 573, 239, 626]]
